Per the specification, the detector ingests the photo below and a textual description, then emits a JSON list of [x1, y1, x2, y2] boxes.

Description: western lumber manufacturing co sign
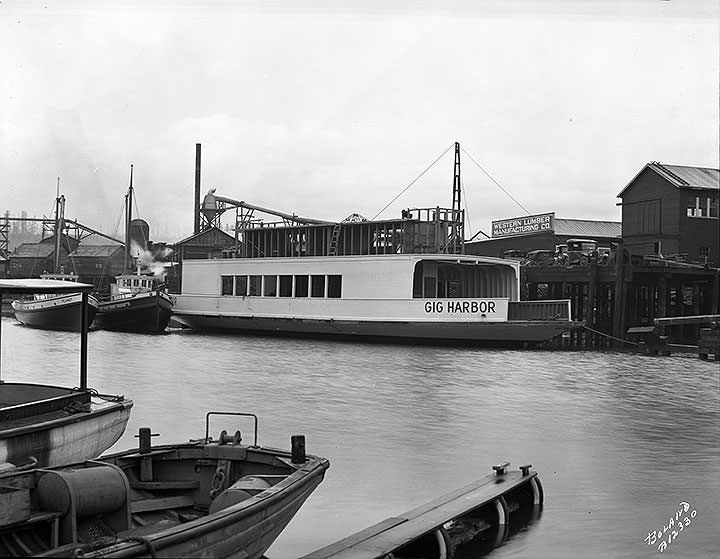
[[491, 212, 555, 238]]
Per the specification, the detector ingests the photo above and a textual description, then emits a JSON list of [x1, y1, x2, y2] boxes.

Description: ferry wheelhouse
[[173, 190, 574, 345]]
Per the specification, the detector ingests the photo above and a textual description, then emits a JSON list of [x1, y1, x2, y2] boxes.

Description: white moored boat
[[172, 144, 575, 346], [174, 253, 572, 344]]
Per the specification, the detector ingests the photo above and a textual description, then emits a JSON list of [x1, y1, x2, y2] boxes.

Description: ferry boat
[[172, 145, 574, 345], [11, 273, 99, 332]]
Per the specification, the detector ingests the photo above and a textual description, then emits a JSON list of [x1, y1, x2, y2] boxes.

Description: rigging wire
[[460, 147, 533, 216], [371, 143, 455, 221]]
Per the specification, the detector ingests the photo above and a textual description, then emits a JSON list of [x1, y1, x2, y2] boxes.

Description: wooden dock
[[302, 463, 543, 559]]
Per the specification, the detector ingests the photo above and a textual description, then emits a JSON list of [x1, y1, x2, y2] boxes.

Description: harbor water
[[1, 316, 718, 559]]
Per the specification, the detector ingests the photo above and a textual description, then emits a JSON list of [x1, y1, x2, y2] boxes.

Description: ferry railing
[[508, 300, 571, 321]]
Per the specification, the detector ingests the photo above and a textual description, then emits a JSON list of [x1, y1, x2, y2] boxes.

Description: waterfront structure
[[465, 213, 621, 259], [618, 162, 719, 265], [303, 462, 542, 559]]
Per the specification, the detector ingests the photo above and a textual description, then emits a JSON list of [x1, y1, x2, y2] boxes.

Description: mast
[[124, 165, 134, 271], [450, 141, 464, 254], [53, 178, 65, 272]]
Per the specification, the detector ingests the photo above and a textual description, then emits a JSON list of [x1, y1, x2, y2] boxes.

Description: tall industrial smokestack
[[194, 143, 201, 234]]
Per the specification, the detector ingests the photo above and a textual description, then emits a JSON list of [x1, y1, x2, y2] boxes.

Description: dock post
[[291, 435, 306, 464], [80, 291, 88, 389]]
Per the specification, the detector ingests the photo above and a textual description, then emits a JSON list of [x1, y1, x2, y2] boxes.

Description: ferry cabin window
[[279, 275, 293, 297], [221, 275, 234, 295], [235, 275, 248, 296], [423, 276, 437, 298], [264, 275, 278, 297], [327, 275, 342, 298], [295, 275, 309, 297], [311, 275, 325, 297], [249, 275, 262, 296]]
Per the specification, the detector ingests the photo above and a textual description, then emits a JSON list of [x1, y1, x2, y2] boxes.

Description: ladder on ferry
[[328, 223, 342, 256]]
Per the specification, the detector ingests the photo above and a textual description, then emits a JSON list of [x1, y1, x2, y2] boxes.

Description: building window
[[687, 196, 719, 218], [327, 275, 342, 298], [699, 246, 710, 262], [629, 200, 661, 234], [221, 275, 234, 295]]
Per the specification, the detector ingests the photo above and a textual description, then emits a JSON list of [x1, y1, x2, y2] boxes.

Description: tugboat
[[93, 166, 173, 333]]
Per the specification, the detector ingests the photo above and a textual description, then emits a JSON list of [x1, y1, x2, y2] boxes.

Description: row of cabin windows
[[221, 274, 342, 298]]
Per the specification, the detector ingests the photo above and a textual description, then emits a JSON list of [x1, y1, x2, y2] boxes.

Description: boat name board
[[424, 299, 508, 318]]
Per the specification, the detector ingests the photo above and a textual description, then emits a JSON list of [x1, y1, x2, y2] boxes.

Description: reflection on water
[[1, 318, 718, 558]]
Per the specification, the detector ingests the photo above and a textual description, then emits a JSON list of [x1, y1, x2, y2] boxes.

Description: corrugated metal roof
[[71, 245, 123, 258], [619, 163, 719, 197], [554, 219, 621, 238], [651, 163, 719, 189]]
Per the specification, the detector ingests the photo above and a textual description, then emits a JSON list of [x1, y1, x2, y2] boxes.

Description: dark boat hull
[[173, 313, 572, 345], [11, 294, 98, 332], [0, 435, 329, 558], [93, 291, 173, 333]]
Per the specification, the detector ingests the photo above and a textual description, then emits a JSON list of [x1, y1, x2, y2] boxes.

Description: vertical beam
[[194, 143, 202, 235], [612, 242, 627, 342], [80, 291, 88, 389]]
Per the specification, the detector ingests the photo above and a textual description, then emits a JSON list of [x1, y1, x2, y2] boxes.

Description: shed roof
[[173, 227, 236, 247], [71, 244, 124, 258], [554, 218, 621, 238], [11, 243, 56, 258], [618, 162, 720, 197]]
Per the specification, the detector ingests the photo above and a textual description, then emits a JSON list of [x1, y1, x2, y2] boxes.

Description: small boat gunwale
[[0, 415, 330, 558], [0, 279, 133, 470]]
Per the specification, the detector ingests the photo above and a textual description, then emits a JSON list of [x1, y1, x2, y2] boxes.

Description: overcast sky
[[1, 0, 718, 242]]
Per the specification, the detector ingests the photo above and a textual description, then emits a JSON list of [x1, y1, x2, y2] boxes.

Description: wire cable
[[372, 143, 455, 220]]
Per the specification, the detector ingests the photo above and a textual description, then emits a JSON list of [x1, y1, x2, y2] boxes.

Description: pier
[[302, 463, 542, 559]]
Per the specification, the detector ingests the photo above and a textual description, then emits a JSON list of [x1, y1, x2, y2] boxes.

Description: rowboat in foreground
[[0, 279, 133, 469], [302, 462, 542, 559], [0, 412, 330, 558]]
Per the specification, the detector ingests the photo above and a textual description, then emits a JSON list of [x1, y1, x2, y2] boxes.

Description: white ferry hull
[[174, 254, 574, 345]]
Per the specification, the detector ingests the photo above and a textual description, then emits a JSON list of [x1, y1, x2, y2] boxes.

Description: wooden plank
[[303, 471, 536, 559], [131, 495, 194, 513], [654, 314, 720, 326]]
